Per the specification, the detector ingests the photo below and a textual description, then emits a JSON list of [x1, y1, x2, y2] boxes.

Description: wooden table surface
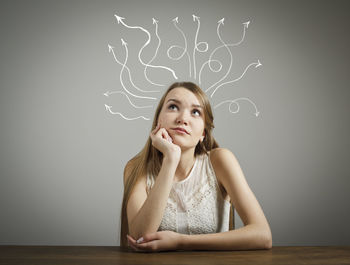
[[1, 246, 349, 265]]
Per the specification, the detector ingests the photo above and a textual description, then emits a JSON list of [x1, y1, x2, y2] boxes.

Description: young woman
[[120, 82, 272, 252]]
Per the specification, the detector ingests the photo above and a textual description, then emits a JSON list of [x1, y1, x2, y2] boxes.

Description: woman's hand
[[149, 123, 181, 161], [127, 231, 183, 252]]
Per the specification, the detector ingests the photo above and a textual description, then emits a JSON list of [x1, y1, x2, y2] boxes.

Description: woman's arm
[[127, 156, 178, 240], [180, 224, 272, 250], [184, 147, 271, 250], [127, 224, 271, 252], [127, 148, 272, 251], [127, 124, 181, 240]]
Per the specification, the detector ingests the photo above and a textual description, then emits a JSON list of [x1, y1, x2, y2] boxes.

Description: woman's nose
[[176, 111, 189, 125]]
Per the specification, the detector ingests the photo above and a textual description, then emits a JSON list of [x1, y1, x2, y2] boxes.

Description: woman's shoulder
[[208, 148, 239, 177], [208, 147, 236, 164], [208, 148, 241, 192], [123, 157, 146, 185]]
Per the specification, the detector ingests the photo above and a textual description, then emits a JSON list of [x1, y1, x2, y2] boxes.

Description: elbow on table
[[262, 236, 272, 250], [260, 230, 273, 250], [248, 226, 272, 250]]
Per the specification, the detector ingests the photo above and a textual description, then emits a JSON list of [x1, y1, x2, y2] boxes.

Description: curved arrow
[[199, 18, 233, 88], [214, 97, 259, 116], [105, 104, 150, 120], [202, 21, 250, 91], [103, 90, 153, 109], [167, 17, 192, 77], [108, 44, 159, 94], [209, 60, 262, 98], [199, 58, 223, 85], [118, 38, 158, 100], [192, 14, 209, 80], [115, 14, 178, 85], [143, 18, 167, 86]]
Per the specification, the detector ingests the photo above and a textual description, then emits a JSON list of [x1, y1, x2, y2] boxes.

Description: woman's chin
[[172, 139, 184, 148], [171, 136, 194, 149], [171, 139, 181, 146], [172, 140, 192, 150]]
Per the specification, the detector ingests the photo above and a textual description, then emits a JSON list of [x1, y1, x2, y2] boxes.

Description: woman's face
[[157, 87, 205, 150]]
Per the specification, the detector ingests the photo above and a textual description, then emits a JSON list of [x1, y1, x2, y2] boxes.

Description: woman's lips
[[172, 128, 189, 135]]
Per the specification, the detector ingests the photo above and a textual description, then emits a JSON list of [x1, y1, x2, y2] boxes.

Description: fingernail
[[136, 237, 144, 244]]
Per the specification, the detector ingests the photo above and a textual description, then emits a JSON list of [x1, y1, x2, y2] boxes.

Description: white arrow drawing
[[192, 14, 209, 80], [167, 17, 192, 77], [105, 104, 150, 120], [115, 14, 178, 86], [209, 60, 261, 98], [103, 90, 153, 109], [114, 38, 158, 101], [142, 18, 168, 86], [200, 21, 250, 90], [199, 18, 233, 88], [108, 44, 159, 94], [106, 15, 262, 120], [214, 97, 260, 116]]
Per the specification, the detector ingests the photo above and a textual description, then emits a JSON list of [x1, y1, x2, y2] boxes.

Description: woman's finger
[[127, 235, 138, 246], [127, 235, 137, 244], [151, 123, 161, 134], [155, 128, 172, 143], [128, 242, 139, 252], [159, 128, 171, 140], [154, 128, 166, 140], [136, 241, 155, 251], [127, 236, 141, 252], [150, 124, 160, 140]]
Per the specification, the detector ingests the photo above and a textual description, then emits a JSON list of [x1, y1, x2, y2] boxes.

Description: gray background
[[1, 0, 349, 246]]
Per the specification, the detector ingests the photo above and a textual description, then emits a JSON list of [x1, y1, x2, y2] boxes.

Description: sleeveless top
[[146, 153, 231, 235]]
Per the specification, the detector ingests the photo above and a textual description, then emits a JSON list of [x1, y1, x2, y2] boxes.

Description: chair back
[[229, 204, 235, 230]]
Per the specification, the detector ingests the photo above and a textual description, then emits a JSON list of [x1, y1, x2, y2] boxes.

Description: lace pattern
[[146, 153, 231, 234]]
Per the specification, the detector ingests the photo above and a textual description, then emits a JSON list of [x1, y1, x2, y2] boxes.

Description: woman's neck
[[174, 148, 196, 182]]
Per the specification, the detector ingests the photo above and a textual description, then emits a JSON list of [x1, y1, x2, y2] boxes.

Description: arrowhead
[[114, 14, 125, 24], [255, 111, 260, 117], [103, 92, 110, 97], [243, 21, 250, 28], [218, 18, 225, 25], [152, 18, 158, 24], [192, 14, 199, 21], [172, 17, 179, 23], [121, 38, 127, 46], [255, 60, 262, 68], [108, 44, 114, 52], [104, 104, 111, 110]]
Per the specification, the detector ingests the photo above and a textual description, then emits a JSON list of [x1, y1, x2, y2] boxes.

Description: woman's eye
[[193, 109, 201, 116], [168, 104, 178, 110]]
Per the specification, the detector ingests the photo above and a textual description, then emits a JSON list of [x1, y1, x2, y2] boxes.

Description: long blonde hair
[[119, 82, 219, 247]]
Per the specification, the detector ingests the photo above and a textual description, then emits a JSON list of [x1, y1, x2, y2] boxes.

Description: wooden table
[[1, 246, 349, 265]]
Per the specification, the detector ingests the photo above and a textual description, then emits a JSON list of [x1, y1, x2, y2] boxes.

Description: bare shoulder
[[123, 158, 146, 187], [209, 148, 241, 184], [209, 147, 238, 167]]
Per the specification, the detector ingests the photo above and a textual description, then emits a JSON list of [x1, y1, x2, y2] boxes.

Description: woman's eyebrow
[[166, 98, 203, 109]]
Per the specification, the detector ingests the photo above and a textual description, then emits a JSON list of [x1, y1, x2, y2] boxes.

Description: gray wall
[[1, 0, 349, 246]]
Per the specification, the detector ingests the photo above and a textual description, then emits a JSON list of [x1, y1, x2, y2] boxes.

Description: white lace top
[[146, 153, 231, 235]]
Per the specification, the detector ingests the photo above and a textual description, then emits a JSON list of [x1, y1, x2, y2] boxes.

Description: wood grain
[[0, 246, 349, 265]]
